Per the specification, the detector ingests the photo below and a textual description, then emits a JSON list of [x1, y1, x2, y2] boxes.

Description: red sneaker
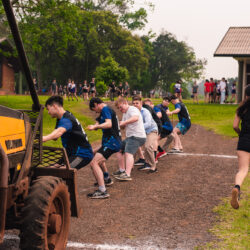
[[156, 151, 167, 159]]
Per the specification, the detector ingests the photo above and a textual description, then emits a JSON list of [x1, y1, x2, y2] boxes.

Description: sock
[[119, 168, 125, 173], [103, 172, 109, 180], [158, 146, 164, 152], [234, 185, 240, 191], [99, 185, 106, 192]]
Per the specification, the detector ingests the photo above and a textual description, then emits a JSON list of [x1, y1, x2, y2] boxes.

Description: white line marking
[[167, 152, 237, 159], [3, 234, 158, 249]]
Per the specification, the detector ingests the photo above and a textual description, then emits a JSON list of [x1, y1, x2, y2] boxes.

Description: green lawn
[[0, 95, 249, 248]]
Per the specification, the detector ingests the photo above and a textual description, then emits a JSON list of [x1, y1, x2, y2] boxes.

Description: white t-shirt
[[219, 81, 226, 92], [122, 106, 146, 138]]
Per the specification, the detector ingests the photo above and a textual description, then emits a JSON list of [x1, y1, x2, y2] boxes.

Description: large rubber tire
[[20, 176, 71, 250]]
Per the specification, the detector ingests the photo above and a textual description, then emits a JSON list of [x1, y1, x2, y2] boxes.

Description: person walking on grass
[[43, 96, 93, 169], [132, 96, 159, 173], [192, 81, 199, 104], [231, 85, 250, 209], [113, 97, 146, 181], [87, 98, 121, 199], [167, 95, 191, 153]]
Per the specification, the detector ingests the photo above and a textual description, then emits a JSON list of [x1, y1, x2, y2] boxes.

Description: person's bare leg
[[117, 151, 125, 171], [235, 151, 250, 186], [125, 152, 134, 176], [137, 147, 145, 159], [90, 153, 106, 187]]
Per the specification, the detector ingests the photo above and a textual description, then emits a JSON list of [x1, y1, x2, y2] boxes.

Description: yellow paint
[[0, 116, 26, 154], [17, 163, 21, 171]]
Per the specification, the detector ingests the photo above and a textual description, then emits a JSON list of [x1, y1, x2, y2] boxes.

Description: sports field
[[0, 96, 249, 249]]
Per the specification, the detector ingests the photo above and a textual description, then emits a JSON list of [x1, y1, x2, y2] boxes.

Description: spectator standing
[[225, 80, 229, 103], [167, 95, 191, 153], [124, 82, 130, 97], [209, 78, 215, 103], [70, 80, 78, 101], [117, 82, 123, 97], [108, 81, 116, 101], [219, 77, 227, 104], [113, 98, 146, 181], [192, 81, 199, 104], [230, 81, 237, 103], [82, 80, 89, 100], [51, 79, 58, 96], [67, 79, 72, 101], [89, 78, 96, 98], [231, 85, 250, 209], [215, 81, 221, 103], [174, 80, 182, 101], [87, 98, 122, 199], [204, 79, 210, 103], [58, 85, 63, 96]]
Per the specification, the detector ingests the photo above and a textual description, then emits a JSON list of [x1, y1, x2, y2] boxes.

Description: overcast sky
[[136, 0, 250, 80]]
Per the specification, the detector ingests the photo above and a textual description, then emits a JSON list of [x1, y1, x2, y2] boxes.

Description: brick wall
[[0, 58, 15, 95]]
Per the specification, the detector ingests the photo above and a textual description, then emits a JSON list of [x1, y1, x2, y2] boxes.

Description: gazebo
[[0, 37, 20, 95], [214, 27, 250, 103]]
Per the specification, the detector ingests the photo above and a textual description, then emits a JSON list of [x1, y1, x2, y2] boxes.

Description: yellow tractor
[[0, 0, 81, 249]]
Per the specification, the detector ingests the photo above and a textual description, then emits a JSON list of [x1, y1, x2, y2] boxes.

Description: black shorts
[[68, 156, 92, 170], [160, 128, 172, 139], [237, 137, 250, 153], [97, 146, 118, 159]]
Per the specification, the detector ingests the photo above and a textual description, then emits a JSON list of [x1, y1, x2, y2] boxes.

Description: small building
[[0, 37, 20, 95], [214, 27, 250, 103]]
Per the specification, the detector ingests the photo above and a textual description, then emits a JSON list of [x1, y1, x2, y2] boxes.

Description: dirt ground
[[1, 102, 239, 249]]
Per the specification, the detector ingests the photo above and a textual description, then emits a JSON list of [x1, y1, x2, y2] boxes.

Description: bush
[[96, 81, 108, 96]]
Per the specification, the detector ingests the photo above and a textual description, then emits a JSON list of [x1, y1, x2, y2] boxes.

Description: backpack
[[143, 104, 162, 133]]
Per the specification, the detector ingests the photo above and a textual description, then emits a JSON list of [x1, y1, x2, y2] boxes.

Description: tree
[[95, 56, 129, 85]]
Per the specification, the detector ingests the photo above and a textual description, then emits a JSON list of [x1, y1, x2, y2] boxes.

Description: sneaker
[[94, 178, 113, 187], [87, 190, 110, 199], [114, 172, 132, 181], [231, 187, 240, 209], [148, 168, 158, 173], [112, 170, 125, 177], [156, 151, 167, 159], [138, 163, 151, 171], [134, 158, 145, 166], [168, 148, 182, 154]]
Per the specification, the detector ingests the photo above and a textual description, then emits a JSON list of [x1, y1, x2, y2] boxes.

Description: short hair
[[143, 98, 152, 105], [115, 97, 128, 106], [132, 95, 142, 102], [163, 96, 171, 102], [45, 95, 63, 107], [89, 97, 103, 110], [169, 95, 177, 101]]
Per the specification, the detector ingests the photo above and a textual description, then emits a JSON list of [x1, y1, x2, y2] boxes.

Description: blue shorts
[[175, 122, 190, 135]]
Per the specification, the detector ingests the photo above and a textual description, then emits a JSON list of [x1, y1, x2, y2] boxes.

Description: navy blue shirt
[[154, 105, 173, 132], [175, 102, 191, 128], [96, 106, 121, 151], [56, 111, 93, 159]]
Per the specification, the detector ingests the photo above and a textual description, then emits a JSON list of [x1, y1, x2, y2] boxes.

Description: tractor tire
[[20, 176, 71, 250]]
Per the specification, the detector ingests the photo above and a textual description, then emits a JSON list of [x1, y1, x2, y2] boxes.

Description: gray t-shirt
[[122, 106, 146, 138]]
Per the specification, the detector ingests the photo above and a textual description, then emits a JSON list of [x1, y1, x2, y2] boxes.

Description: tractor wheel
[[20, 176, 71, 250]]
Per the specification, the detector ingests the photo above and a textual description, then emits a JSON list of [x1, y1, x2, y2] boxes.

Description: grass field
[[0, 95, 249, 249]]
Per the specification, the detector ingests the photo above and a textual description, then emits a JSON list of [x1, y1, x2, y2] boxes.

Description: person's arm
[[156, 111, 162, 119], [87, 119, 112, 130], [167, 106, 181, 116], [142, 110, 152, 130], [43, 127, 66, 142], [120, 115, 139, 127], [233, 113, 241, 135]]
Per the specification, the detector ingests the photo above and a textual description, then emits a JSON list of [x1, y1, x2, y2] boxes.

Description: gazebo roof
[[214, 27, 250, 57]]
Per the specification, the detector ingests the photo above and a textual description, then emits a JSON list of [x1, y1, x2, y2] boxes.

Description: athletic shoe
[[138, 163, 151, 171], [134, 158, 145, 166], [114, 172, 132, 181], [87, 190, 110, 199], [94, 178, 113, 187], [167, 148, 182, 154], [112, 170, 125, 177], [148, 168, 158, 174], [230, 187, 240, 209], [156, 151, 167, 159]]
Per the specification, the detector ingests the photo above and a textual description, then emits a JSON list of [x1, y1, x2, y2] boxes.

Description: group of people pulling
[[43, 94, 191, 199]]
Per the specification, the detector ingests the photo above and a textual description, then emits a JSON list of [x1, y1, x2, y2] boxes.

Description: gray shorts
[[121, 136, 146, 155]]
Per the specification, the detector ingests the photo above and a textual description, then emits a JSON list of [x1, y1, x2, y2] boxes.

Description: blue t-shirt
[[154, 105, 173, 132], [175, 102, 191, 128], [57, 111, 93, 159], [96, 106, 121, 151]]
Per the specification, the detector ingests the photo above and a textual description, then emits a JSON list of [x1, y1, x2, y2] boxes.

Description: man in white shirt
[[219, 77, 226, 104], [113, 98, 146, 181]]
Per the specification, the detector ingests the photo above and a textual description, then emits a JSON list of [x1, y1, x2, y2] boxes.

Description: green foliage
[[96, 80, 108, 96], [95, 56, 129, 85]]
